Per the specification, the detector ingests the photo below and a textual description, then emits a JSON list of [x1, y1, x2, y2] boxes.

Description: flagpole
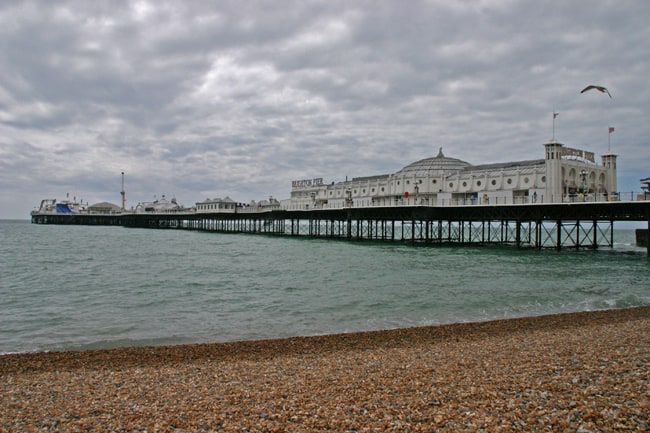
[[552, 112, 558, 141], [608, 127, 611, 152]]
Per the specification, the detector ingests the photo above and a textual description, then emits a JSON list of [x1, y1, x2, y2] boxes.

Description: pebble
[[1, 307, 649, 432]]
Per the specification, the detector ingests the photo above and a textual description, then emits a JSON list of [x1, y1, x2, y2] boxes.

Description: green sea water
[[1, 219, 648, 353]]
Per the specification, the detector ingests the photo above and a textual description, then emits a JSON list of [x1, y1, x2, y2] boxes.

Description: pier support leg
[[516, 220, 521, 248], [411, 219, 415, 244], [347, 217, 352, 240], [425, 220, 429, 243], [481, 220, 486, 244], [593, 220, 598, 249]]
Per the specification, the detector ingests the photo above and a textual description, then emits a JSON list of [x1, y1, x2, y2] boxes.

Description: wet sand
[[2, 307, 649, 432]]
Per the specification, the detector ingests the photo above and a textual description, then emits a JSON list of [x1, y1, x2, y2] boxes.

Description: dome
[[395, 148, 472, 177]]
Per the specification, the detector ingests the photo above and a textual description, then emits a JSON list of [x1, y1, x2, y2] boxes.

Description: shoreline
[[2, 306, 649, 431], [1, 306, 648, 369]]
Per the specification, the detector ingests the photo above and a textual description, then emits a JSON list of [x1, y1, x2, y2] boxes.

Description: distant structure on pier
[[640, 176, 650, 201], [285, 141, 617, 209], [195, 196, 281, 213]]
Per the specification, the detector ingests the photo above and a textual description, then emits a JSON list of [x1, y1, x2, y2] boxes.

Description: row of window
[[317, 175, 547, 196], [197, 204, 235, 210]]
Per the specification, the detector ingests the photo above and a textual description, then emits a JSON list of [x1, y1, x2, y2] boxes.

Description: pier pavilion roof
[[350, 174, 390, 183], [394, 148, 471, 177], [468, 159, 545, 175], [89, 202, 122, 213]]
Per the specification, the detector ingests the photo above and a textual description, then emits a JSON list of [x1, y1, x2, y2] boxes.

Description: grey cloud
[[1, 0, 649, 219]]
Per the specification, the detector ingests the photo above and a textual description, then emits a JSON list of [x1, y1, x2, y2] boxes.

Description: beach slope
[[2, 307, 649, 432]]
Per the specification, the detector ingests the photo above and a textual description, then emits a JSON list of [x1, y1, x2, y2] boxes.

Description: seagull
[[580, 85, 612, 98]]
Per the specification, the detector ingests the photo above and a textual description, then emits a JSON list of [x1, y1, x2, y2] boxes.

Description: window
[[524, 177, 529, 184], [507, 178, 512, 184], [491, 180, 497, 186], [449, 182, 454, 188], [462, 181, 467, 187], [477, 180, 482, 186]]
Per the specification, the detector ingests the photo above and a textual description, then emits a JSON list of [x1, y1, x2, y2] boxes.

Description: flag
[[609, 127, 615, 134], [553, 112, 558, 119]]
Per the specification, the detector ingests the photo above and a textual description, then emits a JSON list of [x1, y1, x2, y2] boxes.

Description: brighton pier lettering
[[292, 178, 324, 188], [562, 147, 595, 163]]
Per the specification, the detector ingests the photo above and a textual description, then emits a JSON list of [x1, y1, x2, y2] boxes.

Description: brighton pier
[[30, 201, 650, 254], [31, 140, 650, 254]]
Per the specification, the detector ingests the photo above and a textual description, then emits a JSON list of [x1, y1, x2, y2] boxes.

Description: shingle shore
[[2, 307, 649, 432]]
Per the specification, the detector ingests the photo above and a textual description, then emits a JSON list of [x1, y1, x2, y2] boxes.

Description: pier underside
[[32, 201, 650, 253], [176, 217, 613, 250]]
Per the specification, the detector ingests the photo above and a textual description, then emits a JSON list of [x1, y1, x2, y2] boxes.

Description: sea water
[[1, 219, 648, 354]]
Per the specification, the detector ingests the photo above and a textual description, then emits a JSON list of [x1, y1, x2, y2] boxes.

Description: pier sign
[[292, 178, 324, 188], [561, 147, 595, 163]]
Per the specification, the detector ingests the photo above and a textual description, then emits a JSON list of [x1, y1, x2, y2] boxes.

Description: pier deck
[[31, 201, 650, 253]]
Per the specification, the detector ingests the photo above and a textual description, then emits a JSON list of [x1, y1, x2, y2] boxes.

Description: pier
[[31, 201, 650, 254]]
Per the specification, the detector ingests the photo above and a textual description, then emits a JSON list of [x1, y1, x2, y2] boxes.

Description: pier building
[[134, 195, 182, 213], [196, 196, 238, 213], [195, 196, 281, 213], [285, 141, 617, 210]]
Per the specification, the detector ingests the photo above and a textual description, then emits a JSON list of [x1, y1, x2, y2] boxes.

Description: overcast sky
[[1, 1, 649, 219]]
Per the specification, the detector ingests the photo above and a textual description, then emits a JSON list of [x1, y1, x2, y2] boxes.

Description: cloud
[[1, 0, 649, 219]]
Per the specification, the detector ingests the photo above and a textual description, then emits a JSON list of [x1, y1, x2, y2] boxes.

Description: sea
[[1, 219, 649, 354]]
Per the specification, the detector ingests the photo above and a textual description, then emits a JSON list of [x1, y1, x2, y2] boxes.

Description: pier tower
[[544, 140, 564, 203], [121, 172, 126, 211], [601, 151, 617, 198]]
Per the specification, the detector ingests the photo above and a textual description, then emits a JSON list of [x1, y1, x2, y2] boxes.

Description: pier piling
[[31, 201, 650, 253]]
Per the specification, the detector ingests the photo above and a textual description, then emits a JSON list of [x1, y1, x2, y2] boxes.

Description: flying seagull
[[580, 85, 612, 98]]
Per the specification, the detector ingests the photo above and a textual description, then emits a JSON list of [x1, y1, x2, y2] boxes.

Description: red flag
[[609, 127, 615, 134], [553, 112, 558, 119]]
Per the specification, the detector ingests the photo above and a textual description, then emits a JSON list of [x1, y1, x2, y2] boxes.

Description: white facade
[[284, 142, 617, 210], [135, 195, 182, 213], [196, 196, 281, 213], [196, 196, 237, 213]]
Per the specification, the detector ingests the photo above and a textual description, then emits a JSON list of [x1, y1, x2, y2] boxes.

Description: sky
[[1, 1, 649, 219]]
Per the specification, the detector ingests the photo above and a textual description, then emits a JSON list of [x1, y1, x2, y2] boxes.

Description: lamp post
[[580, 170, 588, 201]]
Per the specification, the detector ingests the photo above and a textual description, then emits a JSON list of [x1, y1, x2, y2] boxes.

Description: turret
[[544, 141, 564, 203], [601, 152, 617, 198]]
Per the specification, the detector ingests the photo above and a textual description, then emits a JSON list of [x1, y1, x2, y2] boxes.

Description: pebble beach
[[2, 307, 649, 432]]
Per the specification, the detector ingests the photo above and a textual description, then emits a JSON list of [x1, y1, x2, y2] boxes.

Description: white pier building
[[284, 141, 617, 210]]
